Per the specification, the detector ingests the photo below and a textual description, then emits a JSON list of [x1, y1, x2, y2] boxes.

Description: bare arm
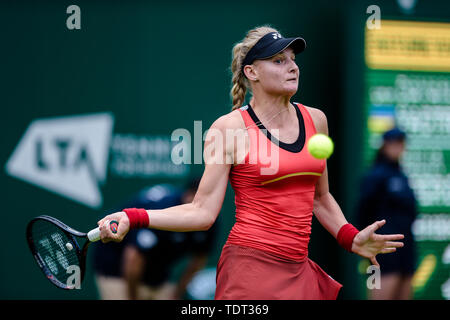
[[313, 167, 349, 237], [308, 107, 348, 237], [307, 106, 404, 265], [122, 159, 230, 232], [98, 114, 235, 241]]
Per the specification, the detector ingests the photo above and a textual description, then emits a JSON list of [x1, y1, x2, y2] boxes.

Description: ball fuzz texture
[[307, 134, 334, 159]]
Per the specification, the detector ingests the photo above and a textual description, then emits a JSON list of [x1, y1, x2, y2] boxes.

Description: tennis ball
[[307, 133, 334, 159]]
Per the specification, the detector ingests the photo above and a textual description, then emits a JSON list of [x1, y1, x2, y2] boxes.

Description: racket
[[26, 215, 118, 290]]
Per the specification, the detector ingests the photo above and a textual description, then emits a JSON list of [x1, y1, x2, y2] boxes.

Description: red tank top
[[227, 102, 325, 262]]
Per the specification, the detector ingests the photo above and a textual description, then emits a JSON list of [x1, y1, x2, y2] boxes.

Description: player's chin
[[267, 83, 297, 96], [281, 84, 298, 96]]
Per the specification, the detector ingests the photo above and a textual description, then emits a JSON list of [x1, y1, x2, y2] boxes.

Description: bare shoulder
[[205, 108, 247, 163], [209, 108, 245, 132], [303, 105, 328, 134]]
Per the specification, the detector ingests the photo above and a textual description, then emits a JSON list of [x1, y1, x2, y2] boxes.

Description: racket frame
[[26, 215, 93, 290]]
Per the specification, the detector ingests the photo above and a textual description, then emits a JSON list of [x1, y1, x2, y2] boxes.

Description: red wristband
[[337, 223, 359, 252], [122, 208, 149, 229]]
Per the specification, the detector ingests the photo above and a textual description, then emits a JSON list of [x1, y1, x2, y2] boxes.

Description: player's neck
[[250, 93, 291, 111], [249, 95, 293, 126]]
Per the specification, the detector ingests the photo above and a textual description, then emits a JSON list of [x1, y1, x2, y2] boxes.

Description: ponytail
[[230, 43, 247, 110], [229, 26, 278, 110]]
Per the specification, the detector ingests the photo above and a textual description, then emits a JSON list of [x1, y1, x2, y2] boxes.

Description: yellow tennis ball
[[307, 133, 334, 159]]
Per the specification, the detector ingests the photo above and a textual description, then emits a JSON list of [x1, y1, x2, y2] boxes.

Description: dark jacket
[[356, 153, 418, 236]]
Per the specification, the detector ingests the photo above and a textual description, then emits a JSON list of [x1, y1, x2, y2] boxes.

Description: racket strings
[[30, 220, 80, 285]]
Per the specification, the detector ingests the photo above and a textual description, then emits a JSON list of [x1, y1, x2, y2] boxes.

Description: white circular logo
[[136, 229, 158, 249]]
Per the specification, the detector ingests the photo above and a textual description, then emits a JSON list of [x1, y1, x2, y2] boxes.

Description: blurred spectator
[[92, 178, 217, 300], [355, 128, 418, 300]]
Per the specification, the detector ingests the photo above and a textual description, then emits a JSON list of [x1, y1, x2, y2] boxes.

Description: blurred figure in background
[[356, 128, 418, 300], [92, 177, 217, 300]]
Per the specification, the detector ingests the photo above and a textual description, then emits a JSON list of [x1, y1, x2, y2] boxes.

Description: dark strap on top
[[245, 102, 305, 153]]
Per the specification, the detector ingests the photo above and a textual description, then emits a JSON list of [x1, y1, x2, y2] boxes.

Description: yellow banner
[[365, 20, 450, 72]]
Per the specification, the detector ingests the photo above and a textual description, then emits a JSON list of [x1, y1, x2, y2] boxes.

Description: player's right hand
[[97, 212, 130, 243]]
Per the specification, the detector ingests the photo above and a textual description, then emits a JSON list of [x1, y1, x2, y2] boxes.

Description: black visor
[[241, 32, 306, 74]]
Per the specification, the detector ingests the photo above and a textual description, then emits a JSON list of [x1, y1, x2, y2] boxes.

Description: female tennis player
[[98, 26, 404, 299]]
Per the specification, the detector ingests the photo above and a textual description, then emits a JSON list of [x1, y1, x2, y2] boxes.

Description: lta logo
[[5, 113, 114, 208]]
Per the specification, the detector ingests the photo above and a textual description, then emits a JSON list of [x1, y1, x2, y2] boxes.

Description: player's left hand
[[351, 219, 404, 266]]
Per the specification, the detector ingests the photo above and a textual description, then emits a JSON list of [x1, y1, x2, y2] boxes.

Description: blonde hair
[[230, 26, 278, 110]]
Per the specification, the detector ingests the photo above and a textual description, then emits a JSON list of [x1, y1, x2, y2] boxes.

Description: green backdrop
[[1, 0, 449, 299]]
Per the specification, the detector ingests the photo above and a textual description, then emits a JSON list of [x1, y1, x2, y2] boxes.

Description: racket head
[[26, 215, 89, 290]]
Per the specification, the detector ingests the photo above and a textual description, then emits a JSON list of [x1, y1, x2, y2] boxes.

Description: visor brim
[[256, 37, 306, 60]]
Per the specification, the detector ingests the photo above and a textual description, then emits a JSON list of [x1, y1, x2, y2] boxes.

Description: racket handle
[[87, 220, 119, 242], [87, 227, 101, 242]]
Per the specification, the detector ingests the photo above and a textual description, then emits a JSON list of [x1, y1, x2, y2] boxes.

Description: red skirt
[[215, 244, 342, 300]]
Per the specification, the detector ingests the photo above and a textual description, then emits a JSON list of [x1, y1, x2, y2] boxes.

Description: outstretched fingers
[[370, 256, 379, 267], [376, 239, 404, 255], [384, 241, 404, 248], [379, 233, 405, 240], [370, 219, 386, 233], [380, 247, 397, 254]]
